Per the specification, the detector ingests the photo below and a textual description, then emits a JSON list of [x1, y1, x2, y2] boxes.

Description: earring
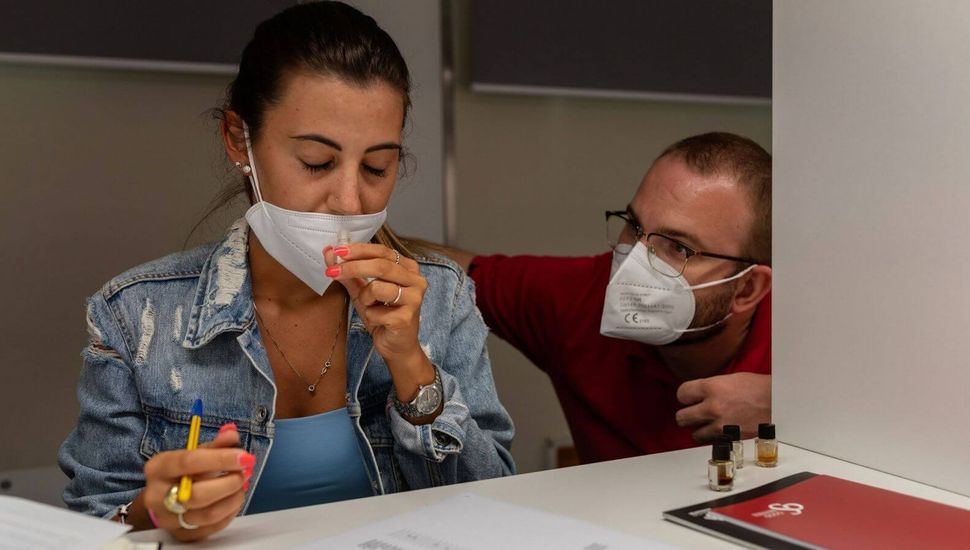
[[234, 161, 252, 174]]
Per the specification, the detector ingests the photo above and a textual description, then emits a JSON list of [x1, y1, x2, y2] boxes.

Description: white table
[[126, 442, 970, 548]]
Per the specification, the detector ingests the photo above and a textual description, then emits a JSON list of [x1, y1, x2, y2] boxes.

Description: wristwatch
[[393, 368, 443, 418]]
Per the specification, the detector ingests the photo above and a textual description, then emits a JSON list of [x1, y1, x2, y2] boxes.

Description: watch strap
[[393, 367, 442, 418]]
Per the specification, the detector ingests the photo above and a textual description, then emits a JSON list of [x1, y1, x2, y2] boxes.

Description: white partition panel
[[773, 0, 970, 495]]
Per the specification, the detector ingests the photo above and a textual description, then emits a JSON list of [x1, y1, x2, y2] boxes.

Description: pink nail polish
[[323, 245, 333, 254], [218, 422, 237, 434], [326, 265, 341, 277], [243, 480, 250, 491], [334, 246, 350, 257], [239, 453, 256, 469], [148, 508, 160, 528]]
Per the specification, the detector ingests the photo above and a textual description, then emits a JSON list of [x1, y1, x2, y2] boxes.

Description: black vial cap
[[712, 441, 732, 461], [758, 423, 776, 439], [723, 424, 741, 441]]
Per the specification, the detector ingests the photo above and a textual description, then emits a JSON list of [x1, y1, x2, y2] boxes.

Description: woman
[[58, 1, 514, 542]]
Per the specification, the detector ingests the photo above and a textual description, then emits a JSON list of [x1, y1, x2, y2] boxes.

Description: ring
[[393, 250, 401, 265], [178, 512, 199, 530], [383, 284, 403, 307], [163, 485, 187, 515]]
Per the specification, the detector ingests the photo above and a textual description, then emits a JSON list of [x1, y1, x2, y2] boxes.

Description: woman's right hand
[[130, 423, 255, 542]]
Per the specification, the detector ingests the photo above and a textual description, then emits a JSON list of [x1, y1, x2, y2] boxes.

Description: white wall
[[774, 0, 970, 496]]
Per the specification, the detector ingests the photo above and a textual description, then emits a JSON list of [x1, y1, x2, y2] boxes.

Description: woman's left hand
[[324, 244, 433, 389]]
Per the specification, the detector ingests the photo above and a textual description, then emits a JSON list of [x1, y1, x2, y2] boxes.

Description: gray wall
[[773, 0, 970, 496], [450, 0, 771, 473], [0, 66, 233, 472]]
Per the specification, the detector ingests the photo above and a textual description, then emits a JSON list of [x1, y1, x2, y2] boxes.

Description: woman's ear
[[221, 111, 249, 166], [731, 264, 772, 315]]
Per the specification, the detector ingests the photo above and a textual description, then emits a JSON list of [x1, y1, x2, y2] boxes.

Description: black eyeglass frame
[[605, 210, 761, 267]]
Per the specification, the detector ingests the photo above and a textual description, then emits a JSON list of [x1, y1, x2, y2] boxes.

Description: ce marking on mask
[[623, 312, 650, 325]]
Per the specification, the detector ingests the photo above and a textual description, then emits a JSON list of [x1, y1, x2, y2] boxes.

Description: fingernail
[[323, 245, 333, 254], [326, 265, 341, 277], [219, 422, 237, 434], [243, 467, 253, 479], [334, 246, 350, 257], [243, 480, 250, 491], [239, 453, 256, 469], [148, 508, 160, 528]]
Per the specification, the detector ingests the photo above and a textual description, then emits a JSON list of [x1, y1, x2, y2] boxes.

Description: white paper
[[0, 495, 131, 550], [298, 493, 677, 550]]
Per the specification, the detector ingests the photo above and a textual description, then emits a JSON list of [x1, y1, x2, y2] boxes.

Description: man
[[445, 132, 772, 464]]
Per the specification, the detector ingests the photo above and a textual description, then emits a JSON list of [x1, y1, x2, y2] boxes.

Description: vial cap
[[758, 423, 776, 439], [723, 424, 741, 441], [712, 441, 732, 461]]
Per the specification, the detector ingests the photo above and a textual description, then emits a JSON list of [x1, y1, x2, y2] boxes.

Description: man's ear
[[221, 111, 248, 166], [731, 264, 772, 315]]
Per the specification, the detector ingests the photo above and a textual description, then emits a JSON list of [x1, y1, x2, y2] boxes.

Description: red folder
[[664, 472, 970, 549]]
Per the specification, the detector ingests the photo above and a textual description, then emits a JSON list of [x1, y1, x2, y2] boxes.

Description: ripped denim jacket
[[58, 220, 515, 517]]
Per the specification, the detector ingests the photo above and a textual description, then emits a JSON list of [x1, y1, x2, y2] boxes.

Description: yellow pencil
[[177, 399, 203, 503]]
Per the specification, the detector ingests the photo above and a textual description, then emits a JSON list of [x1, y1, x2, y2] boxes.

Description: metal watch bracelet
[[393, 367, 442, 418]]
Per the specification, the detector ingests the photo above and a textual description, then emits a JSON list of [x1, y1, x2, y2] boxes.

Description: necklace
[[253, 297, 347, 394]]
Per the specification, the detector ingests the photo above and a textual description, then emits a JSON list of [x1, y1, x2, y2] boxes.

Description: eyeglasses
[[605, 210, 759, 277]]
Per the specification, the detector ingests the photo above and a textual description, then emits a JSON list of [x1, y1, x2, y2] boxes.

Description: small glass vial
[[708, 439, 735, 492], [335, 229, 351, 264], [723, 424, 744, 469], [756, 423, 778, 467]]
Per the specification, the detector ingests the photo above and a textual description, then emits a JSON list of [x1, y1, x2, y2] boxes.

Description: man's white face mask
[[241, 124, 387, 295], [599, 241, 755, 345]]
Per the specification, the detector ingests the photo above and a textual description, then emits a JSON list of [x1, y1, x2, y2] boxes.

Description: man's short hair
[[657, 132, 772, 265]]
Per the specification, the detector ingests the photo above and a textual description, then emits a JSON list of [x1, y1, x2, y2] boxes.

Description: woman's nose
[[327, 165, 363, 214]]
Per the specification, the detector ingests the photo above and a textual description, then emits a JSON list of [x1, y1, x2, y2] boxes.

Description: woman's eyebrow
[[291, 134, 401, 154], [365, 142, 402, 153], [292, 133, 342, 150]]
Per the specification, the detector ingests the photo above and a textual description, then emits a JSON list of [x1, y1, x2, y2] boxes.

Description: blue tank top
[[246, 407, 374, 514]]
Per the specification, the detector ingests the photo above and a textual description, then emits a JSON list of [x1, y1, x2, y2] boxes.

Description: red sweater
[[469, 252, 771, 464]]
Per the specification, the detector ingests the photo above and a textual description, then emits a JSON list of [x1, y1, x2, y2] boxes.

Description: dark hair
[[656, 132, 772, 265], [194, 1, 418, 256], [227, 0, 411, 139]]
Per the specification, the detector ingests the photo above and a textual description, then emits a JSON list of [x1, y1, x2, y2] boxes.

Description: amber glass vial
[[756, 423, 777, 467]]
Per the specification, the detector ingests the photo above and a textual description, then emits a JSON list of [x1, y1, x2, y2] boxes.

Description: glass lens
[[606, 214, 637, 250], [646, 234, 689, 277]]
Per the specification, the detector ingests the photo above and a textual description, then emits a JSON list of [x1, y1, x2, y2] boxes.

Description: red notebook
[[664, 472, 970, 549]]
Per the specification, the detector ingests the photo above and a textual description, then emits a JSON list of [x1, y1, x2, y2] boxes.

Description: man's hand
[[675, 373, 771, 442]]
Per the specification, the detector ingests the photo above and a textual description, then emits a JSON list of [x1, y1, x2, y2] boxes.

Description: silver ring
[[163, 485, 187, 515], [393, 250, 401, 265], [178, 512, 199, 530]]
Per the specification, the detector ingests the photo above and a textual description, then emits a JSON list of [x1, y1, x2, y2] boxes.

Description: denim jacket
[[58, 220, 515, 518]]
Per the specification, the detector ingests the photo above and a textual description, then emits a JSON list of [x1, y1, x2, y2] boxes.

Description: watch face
[[416, 385, 442, 414]]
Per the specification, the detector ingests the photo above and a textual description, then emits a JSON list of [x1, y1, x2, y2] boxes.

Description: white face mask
[[242, 125, 387, 295], [599, 241, 755, 345]]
